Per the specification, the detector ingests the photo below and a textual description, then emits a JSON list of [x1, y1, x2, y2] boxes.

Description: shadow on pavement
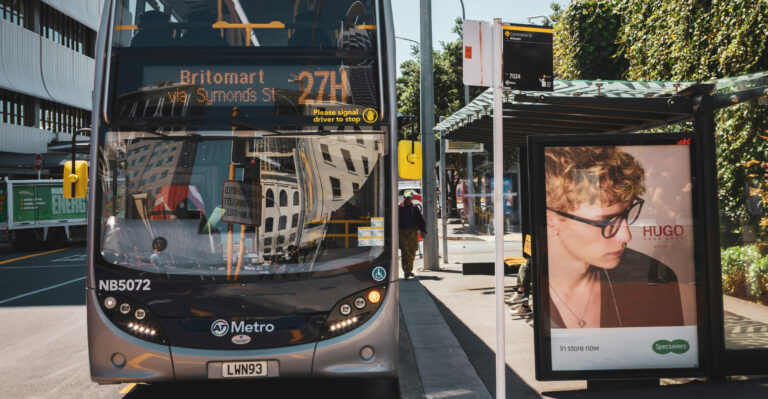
[[122, 377, 399, 399], [427, 292, 539, 398]]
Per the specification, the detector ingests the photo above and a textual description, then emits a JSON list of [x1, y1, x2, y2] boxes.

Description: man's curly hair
[[545, 146, 645, 213]]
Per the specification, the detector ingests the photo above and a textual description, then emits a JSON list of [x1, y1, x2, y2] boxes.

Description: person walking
[[399, 190, 426, 279]]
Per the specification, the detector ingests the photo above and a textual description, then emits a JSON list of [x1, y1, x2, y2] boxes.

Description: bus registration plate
[[222, 361, 268, 378]]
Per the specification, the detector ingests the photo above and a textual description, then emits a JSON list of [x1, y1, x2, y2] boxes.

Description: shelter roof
[[435, 71, 768, 147]]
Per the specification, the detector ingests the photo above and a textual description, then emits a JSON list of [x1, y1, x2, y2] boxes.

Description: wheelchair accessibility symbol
[[372, 266, 387, 282]]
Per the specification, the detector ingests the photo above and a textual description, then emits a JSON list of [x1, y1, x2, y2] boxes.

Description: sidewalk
[[398, 240, 768, 398]]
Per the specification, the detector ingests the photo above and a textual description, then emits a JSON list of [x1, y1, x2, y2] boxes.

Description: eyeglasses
[[548, 199, 644, 239]]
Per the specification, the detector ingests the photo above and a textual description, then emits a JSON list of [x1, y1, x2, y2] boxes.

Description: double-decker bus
[[84, 0, 399, 384]]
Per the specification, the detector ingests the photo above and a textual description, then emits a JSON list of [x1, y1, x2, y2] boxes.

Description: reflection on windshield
[[100, 132, 387, 278], [114, 0, 377, 50]]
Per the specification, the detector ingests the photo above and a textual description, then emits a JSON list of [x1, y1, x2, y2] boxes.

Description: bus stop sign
[[502, 24, 553, 91]]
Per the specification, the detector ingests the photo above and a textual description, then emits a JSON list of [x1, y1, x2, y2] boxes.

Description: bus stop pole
[[492, 18, 506, 399]]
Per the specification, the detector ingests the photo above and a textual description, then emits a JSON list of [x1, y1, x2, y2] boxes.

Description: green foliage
[[553, 0, 626, 80], [721, 245, 761, 296], [554, 0, 768, 245], [747, 253, 768, 302], [396, 18, 486, 139]]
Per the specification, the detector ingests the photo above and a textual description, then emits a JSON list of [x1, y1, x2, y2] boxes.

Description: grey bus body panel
[[87, 289, 174, 383], [313, 281, 399, 377], [87, 283, 398, 382]]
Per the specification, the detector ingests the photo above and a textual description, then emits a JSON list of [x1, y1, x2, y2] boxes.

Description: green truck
[[0, 178, 88, 251]]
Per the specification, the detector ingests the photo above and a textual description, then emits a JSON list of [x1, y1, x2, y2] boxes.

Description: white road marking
[[52, 254, 87, 263], [0, 277, 86, 305]]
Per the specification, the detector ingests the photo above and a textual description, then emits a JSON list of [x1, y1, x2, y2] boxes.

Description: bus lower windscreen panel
[[98, 135, 389, 279]]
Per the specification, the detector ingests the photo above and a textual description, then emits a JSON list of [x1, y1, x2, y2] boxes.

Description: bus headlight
[[97, 292, 167, 344], [320, 285, 387, 340]]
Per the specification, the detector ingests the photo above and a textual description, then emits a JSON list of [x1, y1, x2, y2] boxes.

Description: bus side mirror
[[63, 160, 88, 199], [398, 140, 422, 180]]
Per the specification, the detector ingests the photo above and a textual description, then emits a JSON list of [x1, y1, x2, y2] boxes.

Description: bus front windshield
[[99, 130, 389, 278]]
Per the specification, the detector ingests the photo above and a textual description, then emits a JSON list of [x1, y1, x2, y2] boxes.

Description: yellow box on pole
[[63, 160, 88, 198]]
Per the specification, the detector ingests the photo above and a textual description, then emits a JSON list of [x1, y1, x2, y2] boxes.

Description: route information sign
[[221, 181, 261, 226]]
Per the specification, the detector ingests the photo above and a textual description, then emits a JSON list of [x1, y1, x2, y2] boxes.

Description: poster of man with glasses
[[538, 141, 699, 372]]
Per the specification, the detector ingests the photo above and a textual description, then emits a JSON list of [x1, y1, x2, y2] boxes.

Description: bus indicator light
[[354, 297, 366, 309], [119, 303, 131, 314], [135, 309, 146, 320], [368, 290, 381, 304]]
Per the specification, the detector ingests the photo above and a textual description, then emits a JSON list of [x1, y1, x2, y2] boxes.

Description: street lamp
[[396, 36, 420, 47], [526, 14, 551, 25]]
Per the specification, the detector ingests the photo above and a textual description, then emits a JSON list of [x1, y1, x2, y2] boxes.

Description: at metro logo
[[643, 225, 685, 240], [211, 319, 276, 337]]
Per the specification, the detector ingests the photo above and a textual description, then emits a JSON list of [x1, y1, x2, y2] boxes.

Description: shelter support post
[[694, 93, 726, 382], [440, 137, 448, 264], [467, 152, 475, 232]]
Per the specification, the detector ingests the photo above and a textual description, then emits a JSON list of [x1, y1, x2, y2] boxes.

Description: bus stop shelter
[[434, 71, 768, 381]]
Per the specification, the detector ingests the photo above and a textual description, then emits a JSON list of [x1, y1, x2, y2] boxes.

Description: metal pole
[[458, 0, 470, 106], [440, 135, 448, 264], [492, 18, 506, 399], [420, 0, 439, 270]]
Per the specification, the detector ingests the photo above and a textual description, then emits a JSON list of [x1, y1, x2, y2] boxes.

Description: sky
[[391, 0, 557, 76]]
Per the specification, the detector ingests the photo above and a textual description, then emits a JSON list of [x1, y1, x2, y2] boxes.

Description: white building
[[0, 0, 101, 177]]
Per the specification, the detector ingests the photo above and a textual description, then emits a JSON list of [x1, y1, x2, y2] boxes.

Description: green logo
[[652, 339, 690, 355]]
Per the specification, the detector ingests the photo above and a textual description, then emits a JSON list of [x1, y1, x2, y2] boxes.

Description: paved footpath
[[400, 254, 768, 398]]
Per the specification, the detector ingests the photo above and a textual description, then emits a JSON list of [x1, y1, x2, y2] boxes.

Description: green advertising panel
[[12, 184, 87, 223]]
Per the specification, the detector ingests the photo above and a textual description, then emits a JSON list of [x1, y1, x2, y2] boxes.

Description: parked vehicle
[[0, 178, 88, 250]]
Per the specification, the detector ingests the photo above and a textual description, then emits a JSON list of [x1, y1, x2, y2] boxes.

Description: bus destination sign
[[127, 64, 380, 126]]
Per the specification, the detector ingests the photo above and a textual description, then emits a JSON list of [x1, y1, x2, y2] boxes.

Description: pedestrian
[[399, 190, 426, 279]]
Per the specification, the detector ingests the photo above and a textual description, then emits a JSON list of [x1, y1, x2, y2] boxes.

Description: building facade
[[0, 0, 101, 177]]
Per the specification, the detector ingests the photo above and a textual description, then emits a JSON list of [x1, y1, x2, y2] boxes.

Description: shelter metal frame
[[435, 71, 768, 381]]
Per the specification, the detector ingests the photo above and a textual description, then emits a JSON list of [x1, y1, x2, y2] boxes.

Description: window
[[279, 190, 288, 207], [160, 170, 168, 179], [149, 174, 157, 183], [291, 214, 299, 228], [277, 236, 285, 244], [320, 144, 333, 163], [39, 100, 90, 133], [341, 149, 355, 172], [264, 237, 272, 246], [278, 216, 287, 230], [357, 138, 365, 145], [330, 177, 342, 198], [265, 189, 275, 207], [40, 3, 95, 56], [1, 0, 26, 28], [289, 233, 296, 242], [0, 89, 29, 126], [362, 157, 369, 175], [265, 217, 274, 232], [352, 183, 360, 194], [293, 192, 299, 206]]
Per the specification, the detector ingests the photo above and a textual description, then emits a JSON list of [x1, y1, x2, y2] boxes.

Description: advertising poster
[[539, 142, 699, 372]]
